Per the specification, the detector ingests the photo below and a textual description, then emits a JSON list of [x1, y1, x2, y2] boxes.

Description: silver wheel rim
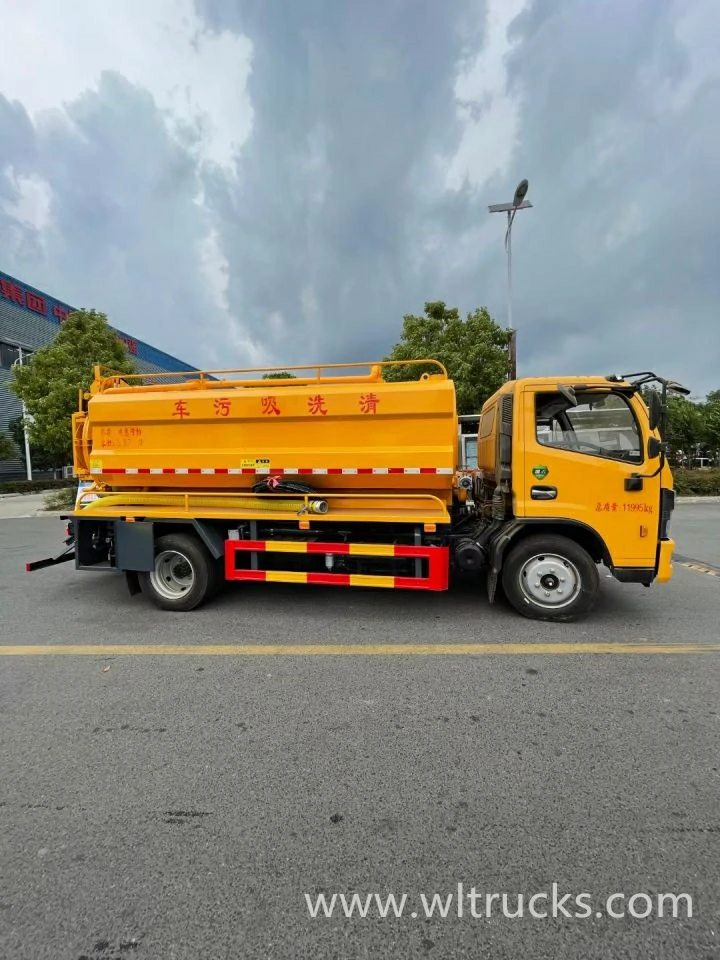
[[518, 553, 581, 609], [150, 550, 195, 600]]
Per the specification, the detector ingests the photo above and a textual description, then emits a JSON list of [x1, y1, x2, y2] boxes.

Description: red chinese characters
[[0, 279, 24, 305], [308, 394, 327, 416], [98, 426, 144, 448], [261, 396, 281, 416], [214, 398, 232, 417], [26, 292, 46, 315], [359, 393, 379, 414], [172, 400, 191, 419], [53, 305, 69, 323]]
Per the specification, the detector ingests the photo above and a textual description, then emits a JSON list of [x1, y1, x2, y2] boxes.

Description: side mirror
[[648, 392, 662, 431], [647, 436, 662, 459]]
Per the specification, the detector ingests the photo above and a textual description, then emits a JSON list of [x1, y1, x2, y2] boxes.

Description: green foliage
[[0, 431, 18, 461], [704, 396, 720, 449], [382, 301, 511, 415], [665, 396, 706, 451], [671, 468, 720, 496], [662, 391, 720, 463], [0, 479, 75, 494], [262, 371, 297, 379], [9, 309, 137, 463]]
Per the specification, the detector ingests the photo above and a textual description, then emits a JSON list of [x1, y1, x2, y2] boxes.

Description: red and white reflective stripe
[[89, 466, 455, 476]]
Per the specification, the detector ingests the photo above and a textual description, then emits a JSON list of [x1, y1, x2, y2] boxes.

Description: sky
[[1, 0, 719, 398]]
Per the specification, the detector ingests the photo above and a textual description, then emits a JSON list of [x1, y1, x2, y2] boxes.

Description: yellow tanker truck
[[26, 360, 680, 621]]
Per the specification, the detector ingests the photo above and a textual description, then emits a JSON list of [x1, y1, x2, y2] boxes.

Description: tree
[[703, 393, 720, 451], [665, 396, 705, 451], [382, 301, 511, 415], [262, 372, 297, 379], [9, 309, 137, 463], [0, 431, 17, 462]]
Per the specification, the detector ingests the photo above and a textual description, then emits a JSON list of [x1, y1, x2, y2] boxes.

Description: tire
[[500, 534, 600, 622], [139, 532, 216, 611]]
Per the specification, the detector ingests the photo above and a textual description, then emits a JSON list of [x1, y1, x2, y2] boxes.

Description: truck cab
[[463, 372, 680, 620]]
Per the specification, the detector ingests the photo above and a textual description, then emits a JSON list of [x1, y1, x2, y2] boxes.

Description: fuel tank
[[73, 362, 459, 499]]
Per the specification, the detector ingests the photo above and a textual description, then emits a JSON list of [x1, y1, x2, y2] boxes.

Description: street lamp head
[[513, 179, 529, 207]]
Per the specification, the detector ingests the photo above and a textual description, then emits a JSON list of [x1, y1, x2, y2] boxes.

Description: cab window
[[535, 391, 643, 464]]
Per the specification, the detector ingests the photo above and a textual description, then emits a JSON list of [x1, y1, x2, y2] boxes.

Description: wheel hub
[[540, 572, 560, 590], [519, 554, 581, 609], [150, 550, 195, 601]]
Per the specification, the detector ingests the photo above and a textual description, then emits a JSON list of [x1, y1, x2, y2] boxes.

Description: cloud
[[0, 0, 252, 170], [493, 0, 720, 394], [0, 0, 253, 369], [196, 0, 488, 367], [0, 0, 718, 395], [195, 0, 720, 395]]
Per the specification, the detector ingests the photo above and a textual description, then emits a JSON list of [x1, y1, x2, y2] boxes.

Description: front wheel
[[139, 532, 217, 611], [500, 534, 600, 622]]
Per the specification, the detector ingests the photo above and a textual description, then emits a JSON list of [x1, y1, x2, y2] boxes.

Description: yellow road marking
[[675, 554, 720, 578], [679, 561, 718, 577], [0, 643, 719, 657]]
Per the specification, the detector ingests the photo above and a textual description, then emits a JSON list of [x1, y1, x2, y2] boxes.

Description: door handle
[[531, 485, 557, 500]]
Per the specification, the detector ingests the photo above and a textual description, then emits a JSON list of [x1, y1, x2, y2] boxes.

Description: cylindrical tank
[[74, 363, 460, 499]]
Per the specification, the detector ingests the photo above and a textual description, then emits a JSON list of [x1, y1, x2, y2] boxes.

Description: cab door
[[517, 386, 661, 571]]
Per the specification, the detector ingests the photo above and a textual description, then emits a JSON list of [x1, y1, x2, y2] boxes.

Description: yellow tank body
[[73, 362, 459, 506]]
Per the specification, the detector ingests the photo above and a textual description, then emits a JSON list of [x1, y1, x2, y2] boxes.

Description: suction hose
[[78, 492, 329, 515]]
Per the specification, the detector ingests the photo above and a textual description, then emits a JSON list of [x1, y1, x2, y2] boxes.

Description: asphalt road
[[0, 507, 718, 960], [672, 502, 720, 568]]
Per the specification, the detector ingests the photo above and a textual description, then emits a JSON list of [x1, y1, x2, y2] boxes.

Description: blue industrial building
[[0, 268, 199, 480]]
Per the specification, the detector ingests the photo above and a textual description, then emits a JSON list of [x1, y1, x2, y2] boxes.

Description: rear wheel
[[139, 532, 216, 611], [501, 534, 600, 621]]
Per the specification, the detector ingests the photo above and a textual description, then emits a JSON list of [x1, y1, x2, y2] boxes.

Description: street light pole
[[489, 179, 532, 381], [13, 348, 33, 481]]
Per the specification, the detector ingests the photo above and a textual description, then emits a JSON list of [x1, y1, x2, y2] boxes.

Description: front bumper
[[656, 537, 675, 584]]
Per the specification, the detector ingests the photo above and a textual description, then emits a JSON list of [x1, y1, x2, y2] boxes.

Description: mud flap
[[486, 568, 498, 605], [126, 570, 141, 596]]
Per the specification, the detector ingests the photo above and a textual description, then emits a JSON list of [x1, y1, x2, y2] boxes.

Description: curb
[[0, 510, 70, 519], [0, 491, 62, 500], [676, 496, 720, 504]]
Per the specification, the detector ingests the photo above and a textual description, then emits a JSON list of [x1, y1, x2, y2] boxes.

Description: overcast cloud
[[0, 0, 718, 396]]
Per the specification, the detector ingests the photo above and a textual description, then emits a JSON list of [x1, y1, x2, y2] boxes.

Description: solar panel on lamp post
[[488, 179, 532, 381]]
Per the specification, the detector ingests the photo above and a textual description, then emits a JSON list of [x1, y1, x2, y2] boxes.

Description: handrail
[[91, 359, 449, 394], [77, 488, 451, 519], [82, 489, 448, 506]]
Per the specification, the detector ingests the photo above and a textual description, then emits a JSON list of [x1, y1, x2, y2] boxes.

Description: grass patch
[[42, 487, 77, 511]]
